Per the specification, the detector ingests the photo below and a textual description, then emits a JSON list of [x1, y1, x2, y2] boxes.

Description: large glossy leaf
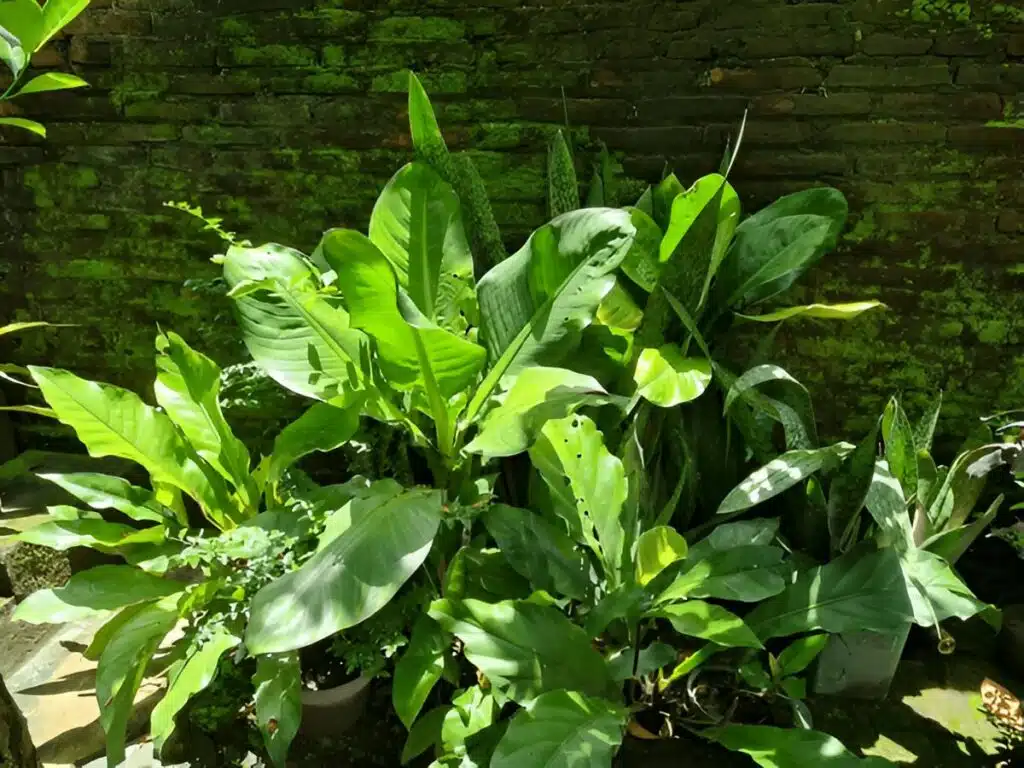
[[441, 685, 498, 753], [443, 545, 532, 603], [926, 445, 994, 533], [864, 461, 914, 553], [491, 690, 626, 768], [468, 208, 635, 421], [97, 597, 179, 768], [708, 725, 895, 768], [736, 301, 884, 324], [393, 616, 449, 729], [0, 23, 27, 77], [464, 367, 612, 458], [651, 600, 762, 648], [717, 444, 852, 518], [321, 229, 486, 400], [722, 363, 817, 451], [29, 366, 238, 528], [0, 0, 43, 53], [246, 489, 443, 654], [827, 419, 881, 554], [900, 547, 989, 627], [268, 400, 360, 485], [15, 71, 88, 96], [223, 243, 372, 403], [882, 398, 918, 501], [15, 517, 161, 552], [657, 545, 786, 604], [687, 518, 780, 561], [402, 705, 450, 764], [619, 207, 663, 292], [39, 0, 90, 49], [369, 162, 476, 330], [151, 629, 240, 754], [253, 653, 302, 768], [428, 598, 616, 704], [482, 504, 592, 600], [39, 472, 173, 524], [529, 414, 630, 585], [923, 494, 1002, 565], [633, 345, 711, 408], [745, 548, 913, 640], [13, 565, 181, 624], [652, 173, 685, 231], [711, 188, 847, 312], [776, 634, 829, 677], [154, 331, 252, 497]]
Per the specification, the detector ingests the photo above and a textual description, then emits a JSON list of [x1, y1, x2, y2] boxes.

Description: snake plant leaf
[[882, 397, 918, 501], [369, 161, 477, 331], [548, 129, 580, 218]]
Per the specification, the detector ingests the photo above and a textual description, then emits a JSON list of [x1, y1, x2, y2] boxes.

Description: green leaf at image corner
[[0, 28, 26, 77], [633, 345, 711, 408], [13, 565, 182, 624], [253, 653, 302, 768], [635, 525, 688, 585], [490, 690, 627, 768], [14, 71, 88, 96], [0, 116, 45, 136]]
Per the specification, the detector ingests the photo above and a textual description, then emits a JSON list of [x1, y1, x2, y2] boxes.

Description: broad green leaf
[[15, 518, 160, 552], [736, 301, 884, 323], [29, 366, 239, 529], [926, 445, 994, 532], [900, 547, 989, 627], [369, 162, 476, 330], [14, 565, 181, 624], [529, 414, 629, 586], [633, 345, 711, 408], [321, 228, 486, 401], [745, 548, 913, 640], [687, 518, 780, 561], [409, 71, 447, 161], [923, 494, 1002, 565], [246, 489, 443, 654], [222, 243, 372, 403], [428, 598, 616, 704], [469, 208, 636, 421], [717, 444, 853, 518], [634, 186, 654, 218], [827, 419, 881, 555], [155, 331, 252, 498], [402, 705, 450, 764], [635, 526, 688, 585], [638, 177, 724, 345], [706, 181, 742, 302], [0, 27, 26, 77], [776, 634, 829, 677], [548, 129, 580, 218], [882, 398, 918, 501], [0, 116, 46, 136], [652, 600, 762, 648], [464, 367, 612, 458], [253, 653, 302, 768], [441, 686, 497, 751], [596, 282, 643, 331], [658, 545, 786, 604], [482, 504, 591, 601], [864, 461, 914, 553], [0, 0, 42, 53], [708, 725, 895, 768], [652, 173, 685, 231], [39, 0, 91, 49], [607, 642, 676, 681], [14, 71, 88, 96], [619, 206, 662, 292], [151, 629, 240, 754], [711, 188, 848, 313], [393, 616, 449, 729], [491, 690, 626, 768], [268, 399, 360, 485], [443, 545, 532, 603], [84, 603, 149, 662], [97, 597, 179, 768], [915, 392, 943, 454], [658, 174, 726, 262], [39, 472, 173, 524]]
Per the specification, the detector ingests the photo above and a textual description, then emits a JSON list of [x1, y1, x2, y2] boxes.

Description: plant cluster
[[5, 72, 1021, 768]]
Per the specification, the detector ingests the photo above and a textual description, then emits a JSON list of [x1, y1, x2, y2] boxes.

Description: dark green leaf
[[39, 472, 173, 524], [882, 397, 918, 501], [708, 725, 896, 767], [607, 642, 677, 682], [402, 706, 450, 764], [900, 547, 989, 627], [268, 400, 361, 485], [393, 616, 449, 729], [827, 419, 881, 554], [253, 653, 302, 767], [651, 600, 762, 648], [548, 129, 580, 218], [776, 634, 829, 677]]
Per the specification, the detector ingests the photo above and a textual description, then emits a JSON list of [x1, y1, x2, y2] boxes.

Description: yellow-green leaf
[[14, 71, 88, 96], [633, 345, 711, 408], [0, 117, 46, 137], [635, 526, 688, 585], [736, 301, 884, 323]]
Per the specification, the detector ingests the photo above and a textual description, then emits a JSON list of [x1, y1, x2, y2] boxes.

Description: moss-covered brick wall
[[2, 0, 1023, 445]]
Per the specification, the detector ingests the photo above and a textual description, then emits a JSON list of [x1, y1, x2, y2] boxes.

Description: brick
[[66, 10, 152, 36], [956, 64, 1005, 88], [713, 4, 834, 29], [861, 34, 934, 56], [752, 93, 872, 116], [591, 126, 705, 153], [874, 93, 1004, 119], [734, 150, 850, 177], [666, 39, 713, 59], [729, 32, 856, 58], [827, 65, 950, 88], [708, 66, 822, 91], [369, 16, 465, 42], [1011, 35, 1024, 57], [948, 126, 1024, 149], [218, 45, 317, 67], [997, 212, 1024, 234], [933, 31, 1003, 57], [825, 122, 947, 144]]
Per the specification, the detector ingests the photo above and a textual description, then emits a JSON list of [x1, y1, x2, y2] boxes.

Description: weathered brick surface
[[1, 0, 1023, 444]]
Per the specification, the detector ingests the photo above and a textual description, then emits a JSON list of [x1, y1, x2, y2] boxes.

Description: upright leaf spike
[[548, 129, 580, 218]]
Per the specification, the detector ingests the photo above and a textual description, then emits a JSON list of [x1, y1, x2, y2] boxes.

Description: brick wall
[[1, 0, 1023, 445]]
